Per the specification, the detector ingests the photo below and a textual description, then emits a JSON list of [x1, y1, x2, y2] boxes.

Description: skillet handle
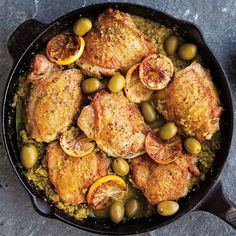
[[7, 19, 46, 61], [196, 181, 236, 228], [30, 195, 54, 217]]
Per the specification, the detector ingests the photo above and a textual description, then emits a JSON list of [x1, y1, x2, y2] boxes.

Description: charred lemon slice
[[125, 63, 153, 103], [46, 33, 85, 65], [60, 127, 95, 157], [139, 54, 174, 90], [87, 175, 126, 210], [145, 129, 182, 164]]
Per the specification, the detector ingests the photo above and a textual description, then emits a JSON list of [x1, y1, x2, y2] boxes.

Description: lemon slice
[[87, 175, 126, 210], [60, 127, 95, 157], [145, 129, 182, 164], [139, 54, 174, 90], [124, 63, 153, 103], [46, 33, 85, 65]]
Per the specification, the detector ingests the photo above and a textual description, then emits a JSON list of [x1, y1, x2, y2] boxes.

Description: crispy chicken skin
[[130, 154, 199, 205], [156, 62, 222, 141], [27, 54, 55, 82], [26, 54, 83, 143], [46, 142, 108, 203], [77, 90, 149, 159], [77, 8, 155, 78]]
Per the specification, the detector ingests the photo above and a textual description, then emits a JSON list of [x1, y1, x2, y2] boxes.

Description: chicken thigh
[[46, 142, 108, 203], [156, 62, 222, 141], [77, 8, 155, 78], [26, 54, 83, 142], [77, 90, 149, 159], [131, 154, 200, 205]]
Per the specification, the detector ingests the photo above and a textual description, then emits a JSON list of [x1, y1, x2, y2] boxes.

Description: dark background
[[0, 0, 236, 235]]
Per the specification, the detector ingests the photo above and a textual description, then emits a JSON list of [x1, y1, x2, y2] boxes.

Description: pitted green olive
[[112, 158, 130, 176], [108, 74, 126, 93], [184, 137, 201, 154], [141, 102, 157, 123], [73, 18, 92, 36], [164, 35, 179, 55], [158, 122, 178, 140], [20, 144, 38, 169], [82, 78, 101, 93], [109, 201, 125, 224], [125, 198, 141, 218], [178, 43, 197, 61], [157, 200, 179, 216]]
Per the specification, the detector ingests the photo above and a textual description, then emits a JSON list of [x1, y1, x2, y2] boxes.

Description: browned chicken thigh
[[26, 54, 83, 142], [46, 142, 108, 203], [156, 62, 222, 142], [131, 154, 200, 205], [77, 8, 155, 78], [77, 90, 149, 159]]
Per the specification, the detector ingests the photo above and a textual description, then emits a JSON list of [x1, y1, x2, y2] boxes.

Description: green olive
[[82, 78, 101, 93], [108, 74, 126, 93], [157, 200, 179, 216], [73, 17, 92, 36], [141, 102, 157, 123], [20, 144, 38, 169], [112, 158, 130, 176], [158, 122, 178, 140], [178, 43, 197, 61], [184, 137, 201, 155], [164, 35, 179, 55], [125, 198, 141, 218], [109, 201, 125, 224]]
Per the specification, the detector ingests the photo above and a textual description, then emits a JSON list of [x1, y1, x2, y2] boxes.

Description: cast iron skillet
[[2, 2, 236, 235]]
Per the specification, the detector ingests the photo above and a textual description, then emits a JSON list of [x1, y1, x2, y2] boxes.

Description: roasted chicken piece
[[27, 54, 55, 82], [26, 54, 83, 142], [77, 8, 155, 78], [130, 154, 200, 205], [46, 142, 108, 203], [156, 62, 222, 141], [77, 90, 149, 159]]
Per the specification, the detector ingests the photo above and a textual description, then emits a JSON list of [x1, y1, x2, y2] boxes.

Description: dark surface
[[0, 0, 236, 235]]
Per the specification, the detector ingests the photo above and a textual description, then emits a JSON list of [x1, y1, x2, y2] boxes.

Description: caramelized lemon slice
[[125, 63, 153, 103], [145, 129, 182, 164], [46, 33, 85, 65], [87, 175, 126, 210], [60, 127, 95, 157], [139, 54, 174, 90]]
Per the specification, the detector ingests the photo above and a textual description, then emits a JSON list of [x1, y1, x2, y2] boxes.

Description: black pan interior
[[2, 2, 233, 235]]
